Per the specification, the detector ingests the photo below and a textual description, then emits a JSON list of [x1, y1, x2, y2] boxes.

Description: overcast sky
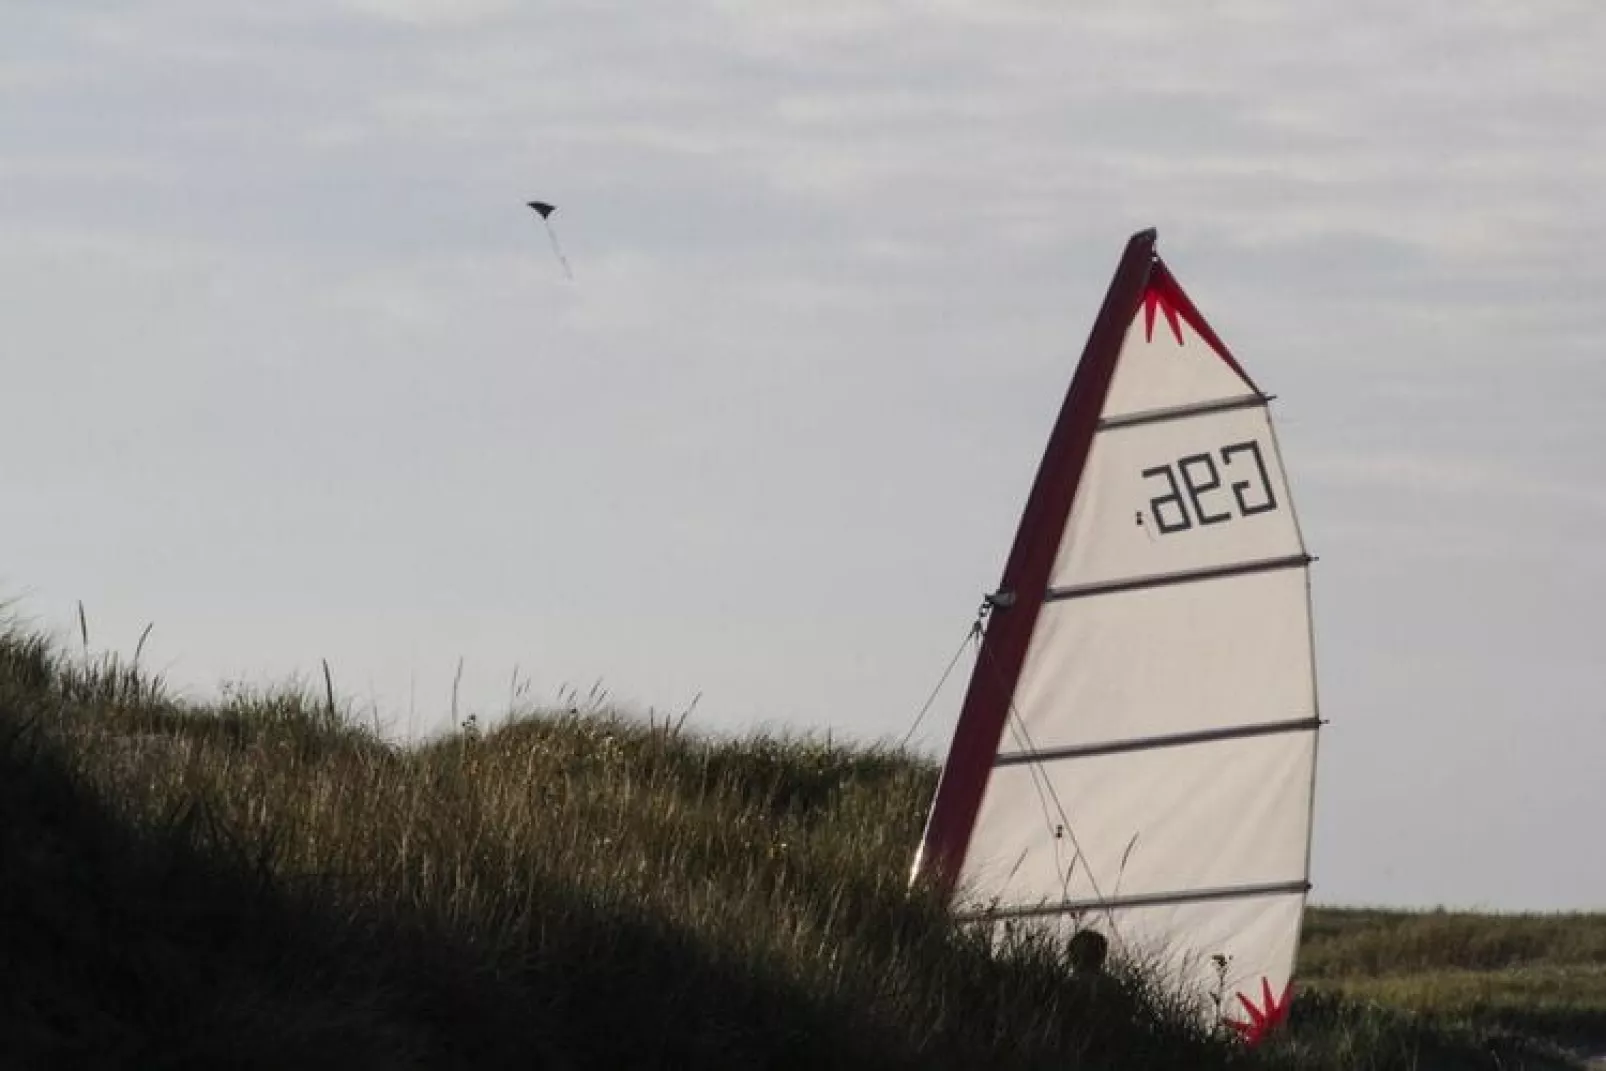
[[3, 1, 1602, 912]]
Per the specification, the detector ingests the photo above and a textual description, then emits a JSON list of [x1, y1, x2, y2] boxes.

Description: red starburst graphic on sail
[[1224, 978, 1293, 1047], [1142, 283, 1186, 345]]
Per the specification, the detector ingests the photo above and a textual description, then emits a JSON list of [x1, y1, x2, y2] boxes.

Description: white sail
[[914, 229, 1320, 1039]]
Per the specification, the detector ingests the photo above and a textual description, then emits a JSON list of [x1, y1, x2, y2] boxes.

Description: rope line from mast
[[896, 606, 987, 751], [978, 638, 1129, 953]]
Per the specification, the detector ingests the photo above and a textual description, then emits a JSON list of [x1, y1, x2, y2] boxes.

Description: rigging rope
[[978, 640, 1130, 952], [896, 609, 986, 751], [901, 599, 1130, 955]]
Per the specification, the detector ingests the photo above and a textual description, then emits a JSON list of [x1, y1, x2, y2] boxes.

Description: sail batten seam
[[1098, 393, 1271, 431], [1045, 553, 1310, 603], [993, 716, 1320, 767], [955, 879, 1312, 921]]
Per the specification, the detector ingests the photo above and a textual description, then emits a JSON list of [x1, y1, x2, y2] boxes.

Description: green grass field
[[1, 625, 1598, 1069], [1299, 907, 1606, 1056]]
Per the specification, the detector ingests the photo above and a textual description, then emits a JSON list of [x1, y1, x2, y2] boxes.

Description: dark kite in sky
[[526, 200, 571, 279]]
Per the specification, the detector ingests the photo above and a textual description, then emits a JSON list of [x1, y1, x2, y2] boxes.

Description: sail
[[912, 228, 1320, 1035]]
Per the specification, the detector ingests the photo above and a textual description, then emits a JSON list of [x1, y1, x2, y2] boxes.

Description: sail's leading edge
[[913, 228, 1320, 1035]]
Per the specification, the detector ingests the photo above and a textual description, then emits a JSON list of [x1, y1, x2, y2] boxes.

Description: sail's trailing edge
[[912, 228, 1320, 1040]]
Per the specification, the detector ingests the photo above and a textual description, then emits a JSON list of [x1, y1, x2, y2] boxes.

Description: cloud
[[342, 0, 518, 27], [1303, 451, 1606, 515]]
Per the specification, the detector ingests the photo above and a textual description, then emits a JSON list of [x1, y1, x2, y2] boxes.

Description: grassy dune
[[0, 627, 1594, 1069], [1301, 908, 1606, 1051]]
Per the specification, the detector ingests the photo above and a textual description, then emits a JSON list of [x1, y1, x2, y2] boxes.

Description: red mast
[[912, 228, 1159, 893]]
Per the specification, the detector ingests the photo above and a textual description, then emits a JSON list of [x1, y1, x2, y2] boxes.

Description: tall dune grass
[[0, 626, 1587, 1069]]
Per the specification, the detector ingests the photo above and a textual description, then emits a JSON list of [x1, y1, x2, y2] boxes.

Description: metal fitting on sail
[[983, 590, 1017, 610]]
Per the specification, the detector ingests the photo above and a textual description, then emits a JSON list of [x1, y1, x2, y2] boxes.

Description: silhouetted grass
[[0, 626, 1591, 1069]]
